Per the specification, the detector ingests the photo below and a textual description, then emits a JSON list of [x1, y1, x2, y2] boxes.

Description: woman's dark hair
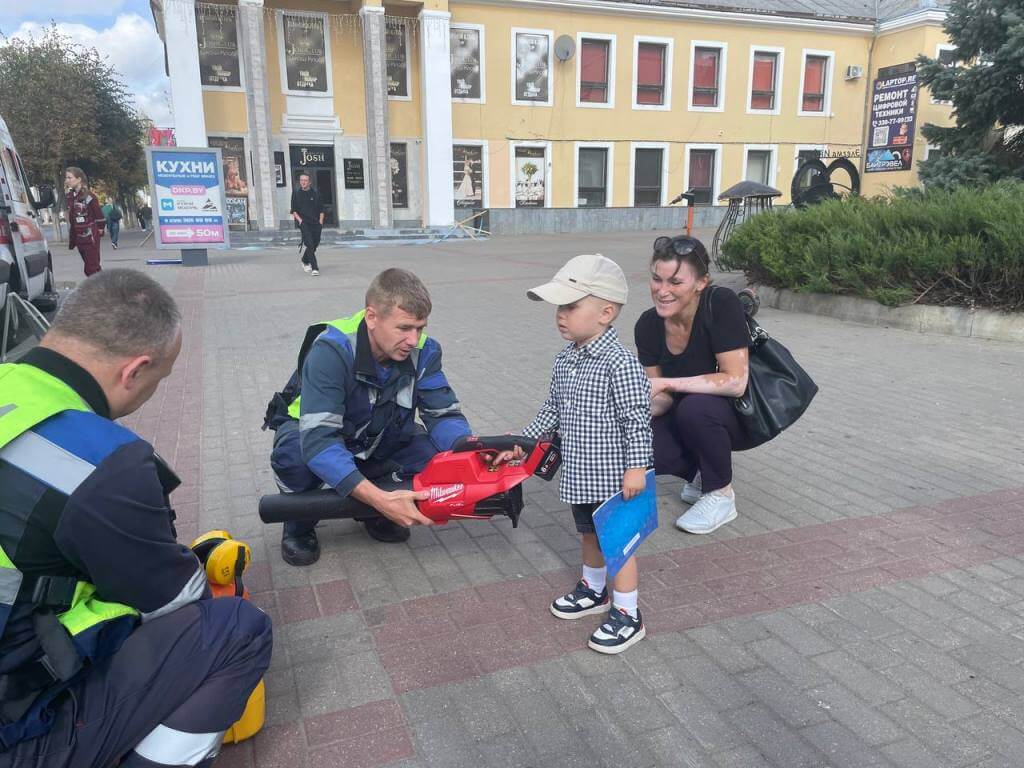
[[651, 235, 710, 280]]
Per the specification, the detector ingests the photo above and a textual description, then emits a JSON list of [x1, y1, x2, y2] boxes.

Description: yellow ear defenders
[[190, 530, 252, 596]]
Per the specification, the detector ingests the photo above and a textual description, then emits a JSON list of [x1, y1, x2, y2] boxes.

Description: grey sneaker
[[311, 269, 320, 276], [680, 471, 702, 505], [675, 490, 737, 534], [302, 263, 312, 273]]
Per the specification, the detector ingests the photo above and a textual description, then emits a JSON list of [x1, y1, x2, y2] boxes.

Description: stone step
[[229, 226, 474, 247]]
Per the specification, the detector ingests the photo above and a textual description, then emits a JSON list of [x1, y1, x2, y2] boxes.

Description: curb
[[756, 286, 1024, 344]]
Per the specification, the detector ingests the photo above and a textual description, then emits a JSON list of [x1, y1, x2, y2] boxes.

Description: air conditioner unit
[[845, 65, 864, 80]]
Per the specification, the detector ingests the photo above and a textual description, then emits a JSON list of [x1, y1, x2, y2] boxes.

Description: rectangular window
[[692, 47, 720, 107], [745, 149, 771, 185], [938, 48, 956, 66], [636, 42, 666, 105], [688, 149, 716, 204], [796, 148, 823, 191], [580, 38, 610, 104], [633, 148, 663, 206], [802, 54, 828, 112], [750, 52, 777, 110], [577, 147, 609, 207]]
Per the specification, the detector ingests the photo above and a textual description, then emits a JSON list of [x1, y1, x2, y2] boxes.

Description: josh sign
[[146, 146, 230, 250]]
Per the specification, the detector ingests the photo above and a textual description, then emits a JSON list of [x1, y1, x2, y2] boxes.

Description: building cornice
[[454, 0, 876, 34], [876, 9, 947, 32]]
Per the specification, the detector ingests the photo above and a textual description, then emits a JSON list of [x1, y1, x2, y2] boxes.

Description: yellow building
[[153, 0, 955, 230]]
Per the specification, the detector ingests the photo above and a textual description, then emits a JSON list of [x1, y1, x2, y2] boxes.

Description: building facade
[[154, 0, 955, 230]]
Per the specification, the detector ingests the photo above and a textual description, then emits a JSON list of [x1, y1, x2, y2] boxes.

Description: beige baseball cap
[[527, 254, 628, 306]]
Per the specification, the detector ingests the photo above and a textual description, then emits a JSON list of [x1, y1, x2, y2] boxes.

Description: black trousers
[[299, 221, 322, 270]]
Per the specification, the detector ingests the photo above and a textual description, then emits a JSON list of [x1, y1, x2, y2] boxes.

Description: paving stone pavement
[[49, 229, 1024, 767]]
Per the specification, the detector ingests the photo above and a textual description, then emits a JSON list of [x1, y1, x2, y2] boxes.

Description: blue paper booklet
[[592, 469, 658, 580]]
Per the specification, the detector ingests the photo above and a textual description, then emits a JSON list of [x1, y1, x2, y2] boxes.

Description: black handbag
[[707, 288, 818, 446]]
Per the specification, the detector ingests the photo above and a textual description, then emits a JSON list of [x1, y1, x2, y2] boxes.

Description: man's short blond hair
[[365, 268, 432, 319]]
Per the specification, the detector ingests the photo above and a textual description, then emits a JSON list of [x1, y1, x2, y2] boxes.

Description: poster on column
[[145, 146, 230, 250], [453, 145, 484, 209], [283, 13, 328, 93], [390, 143, 408, 209], [385, 21, 409, 98], [514, 31, 550, 103], [208, 137, 248, 229], [866, 62, 919, 173], [196, 6, 241, 88], [514, 146, 546, 208], [450, 27, 481, 100]]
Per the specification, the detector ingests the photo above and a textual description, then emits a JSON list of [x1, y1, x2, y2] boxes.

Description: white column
[[360, 5, 393, 229], [162, 0, 207, 147], [418, 10, 455, 227], [238, 0, 276, 229]]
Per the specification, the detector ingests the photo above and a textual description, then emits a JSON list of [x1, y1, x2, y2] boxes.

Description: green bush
[[720, 181, 1024, 310]]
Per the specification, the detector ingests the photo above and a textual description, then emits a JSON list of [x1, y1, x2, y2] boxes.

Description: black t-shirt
[[634, 287, 750, 377], [290, 187, 323, 224]]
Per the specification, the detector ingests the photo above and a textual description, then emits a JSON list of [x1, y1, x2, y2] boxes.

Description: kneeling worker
[[0, 271, 272, 767], [265, 268, 472, 566]]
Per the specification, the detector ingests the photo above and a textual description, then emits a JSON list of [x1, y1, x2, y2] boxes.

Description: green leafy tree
[[915, 0, 1024, 188]]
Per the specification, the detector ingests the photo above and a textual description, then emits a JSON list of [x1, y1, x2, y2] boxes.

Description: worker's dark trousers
[[0, 598, 272, 768], [299, 222, 321, 271], [76, 243, 101, 277]]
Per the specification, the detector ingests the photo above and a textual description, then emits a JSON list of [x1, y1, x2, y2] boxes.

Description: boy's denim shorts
[[570, 502, 599, 534]]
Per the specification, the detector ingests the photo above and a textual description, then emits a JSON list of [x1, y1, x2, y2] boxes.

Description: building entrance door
[[290, 144, 337, 227]]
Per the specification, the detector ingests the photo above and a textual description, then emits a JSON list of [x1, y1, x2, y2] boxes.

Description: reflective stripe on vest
[[0, 363, 139, 642], [286, 310, 427, 420]]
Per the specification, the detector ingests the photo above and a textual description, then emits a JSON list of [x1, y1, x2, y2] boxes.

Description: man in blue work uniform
[[266, 268, 472, 566], [0, 270, 272, 767]]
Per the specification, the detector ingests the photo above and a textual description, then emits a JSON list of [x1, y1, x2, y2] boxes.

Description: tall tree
[[916, 0, 1024, 188]]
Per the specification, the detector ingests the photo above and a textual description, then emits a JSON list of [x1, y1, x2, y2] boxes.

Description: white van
[[0, 113, 58, 335]]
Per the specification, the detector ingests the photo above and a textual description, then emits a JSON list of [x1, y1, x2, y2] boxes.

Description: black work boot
[[363, 516, 411, 543], [281, 528, 320, 566]]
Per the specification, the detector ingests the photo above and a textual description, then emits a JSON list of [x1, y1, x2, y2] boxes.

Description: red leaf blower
[[258, 434, 560, 527]]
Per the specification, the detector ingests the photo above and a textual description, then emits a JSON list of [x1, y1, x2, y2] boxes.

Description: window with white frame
[[932, 44, 956, 104], [633, 147, 664, 206], [691, 44, 724, 109], [687, 148, 717, 204], [795, 147, 825, 192], [745, 148, 772, 185], [577, 146, 610, 207], [749, 50, 779, 111], [800, 52, 831, 114], [579, 36, 612, 105], [635, 39, 670, 108]]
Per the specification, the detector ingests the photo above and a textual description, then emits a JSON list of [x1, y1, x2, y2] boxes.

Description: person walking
[[290, 173, 324, 276], [63, 167, 104, 276], [101, 198, 122, 249], [138, 203, 152, 231]]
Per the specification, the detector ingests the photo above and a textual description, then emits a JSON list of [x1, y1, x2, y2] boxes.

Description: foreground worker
[[264, 268, 472, 565], [0, 270, 272, 767]]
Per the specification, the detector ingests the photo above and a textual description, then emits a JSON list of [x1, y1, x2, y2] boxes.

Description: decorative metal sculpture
[[711, 180, 782, 270]]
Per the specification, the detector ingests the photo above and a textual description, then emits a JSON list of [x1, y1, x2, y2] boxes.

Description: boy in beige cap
[[521, 254, 653, 653]]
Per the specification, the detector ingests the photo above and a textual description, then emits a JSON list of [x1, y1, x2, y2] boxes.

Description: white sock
[[613, 589, 639, 618], [582, 565, 606, 594]]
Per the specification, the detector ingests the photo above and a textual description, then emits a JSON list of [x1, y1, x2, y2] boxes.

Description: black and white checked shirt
[[523, 326, 653, 504]]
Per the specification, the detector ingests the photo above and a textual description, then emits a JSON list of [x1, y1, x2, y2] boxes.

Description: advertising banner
[[197, 6, 241, 88], [385, 22, 409, 98], [514, 32, 550, 103], [390, 143, 408, 209], [514, 146, 546, 208], [146, 147, 230, 250], [283, 14, 328, 93], [208, 136, 248, 198], [866, 62, 919, 173], [450, 27, 481, 100], [453, 144, 484, 208]]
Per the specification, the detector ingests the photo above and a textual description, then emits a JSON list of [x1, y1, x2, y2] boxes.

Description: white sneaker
[[311, 269, 320, 276], [302, 263, 312, 273], [675, 490, 737, 535], [680, 471, 702, 505]]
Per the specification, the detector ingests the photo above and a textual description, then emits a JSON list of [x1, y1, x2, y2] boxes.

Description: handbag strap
[[702, 285, 768, 347]]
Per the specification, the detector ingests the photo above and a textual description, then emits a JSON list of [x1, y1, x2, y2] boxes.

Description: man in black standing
[[290, 172, 324, 276]]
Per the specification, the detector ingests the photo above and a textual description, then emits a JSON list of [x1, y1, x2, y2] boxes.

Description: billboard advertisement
[[866, 62, 919, 173], [145, 146, 230, 250]]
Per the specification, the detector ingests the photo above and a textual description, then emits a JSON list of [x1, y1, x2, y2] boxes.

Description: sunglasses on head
[[652, 236, 707, 264]]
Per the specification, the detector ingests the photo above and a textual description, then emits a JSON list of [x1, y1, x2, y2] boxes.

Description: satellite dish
[[554, 35, 575, 62]]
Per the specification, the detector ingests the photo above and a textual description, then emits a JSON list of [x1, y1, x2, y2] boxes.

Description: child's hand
[[487, 445, 526, 467], [622, 468, 647, 500]]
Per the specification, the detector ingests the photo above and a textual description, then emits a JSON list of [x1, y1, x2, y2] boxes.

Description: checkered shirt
[[523, 326, 653, 504]]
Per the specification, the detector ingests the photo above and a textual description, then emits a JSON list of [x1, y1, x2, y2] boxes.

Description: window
[[692, 46, 721, 108], [633, 147, 664, 206], [745, 149, 772, 185], [795, 147, 824, 192], [750, 51, 778, 111], [925, 145, 946, 161], [579, 37, 611, 105], [577, 146, 609, 207], [635, 41, 668, 107], [801, 53, 830, 113], [937, 47, 956, 67], [687, 148, 717, 204]]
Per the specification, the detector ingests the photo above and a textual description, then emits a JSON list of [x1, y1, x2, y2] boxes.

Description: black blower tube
[[259, 481, 411, 524]]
